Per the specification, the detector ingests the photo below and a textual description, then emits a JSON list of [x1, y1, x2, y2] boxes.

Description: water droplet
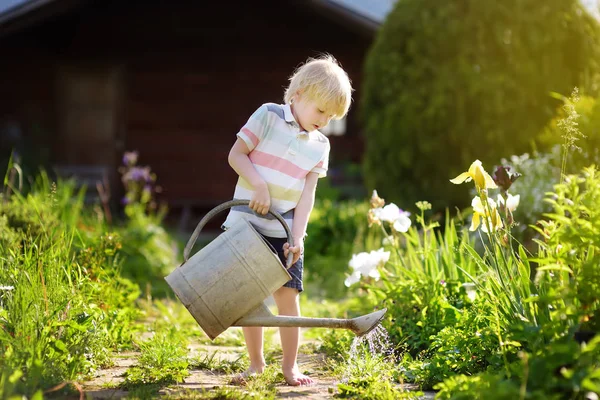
[[341, 324, 395, 383]]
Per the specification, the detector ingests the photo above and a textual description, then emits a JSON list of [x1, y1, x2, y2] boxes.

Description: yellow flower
[[450, 160, 498, 190], [470, 196, 503, 233]]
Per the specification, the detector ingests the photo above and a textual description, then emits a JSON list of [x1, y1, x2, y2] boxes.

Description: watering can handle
[[182, 200, 295, 268]]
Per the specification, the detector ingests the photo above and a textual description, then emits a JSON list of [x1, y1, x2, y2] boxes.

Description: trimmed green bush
[[362, 0, 600, 211]]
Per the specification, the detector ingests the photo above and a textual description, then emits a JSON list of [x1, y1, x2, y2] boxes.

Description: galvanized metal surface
[[166, 200, 387, 340], [166, 200, 293, 339]]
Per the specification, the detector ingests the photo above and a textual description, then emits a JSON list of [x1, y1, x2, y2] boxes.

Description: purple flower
[[129, 167, 151, 182], [121, 196, 130, 205], [493, 165, 521, 192], [122, 151, 139, 166], [440, 280, 446, 286]]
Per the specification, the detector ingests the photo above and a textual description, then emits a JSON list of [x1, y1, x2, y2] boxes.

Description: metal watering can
[[165, 200, 387, 340]]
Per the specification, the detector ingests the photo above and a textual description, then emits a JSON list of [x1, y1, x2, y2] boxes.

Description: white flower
[[462, 282, 477, 301], [0, 286, 14, 291], [378, 203, 402, 222], [344, 272, 361, 287], [382, 235, 395, 246], [497, 193, 520, 212], [345, 248, 391, 286], [369, 268, 381, 280], [393, 214, 411, 232], [371, 203, 411, 230]]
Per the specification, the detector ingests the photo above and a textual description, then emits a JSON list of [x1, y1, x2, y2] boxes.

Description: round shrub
[[362, 0, 600, 211]]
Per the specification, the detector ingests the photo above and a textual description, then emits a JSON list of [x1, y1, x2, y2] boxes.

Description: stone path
[[80, 345, 435, 399], [78, 308, 436, 399]]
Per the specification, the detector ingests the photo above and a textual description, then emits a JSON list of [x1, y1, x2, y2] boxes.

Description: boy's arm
[[228, 138, 270, 215], [284, 171, 319, 264]]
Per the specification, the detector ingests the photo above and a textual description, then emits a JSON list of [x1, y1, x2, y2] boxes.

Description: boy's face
[[292, 93, 335, 132]]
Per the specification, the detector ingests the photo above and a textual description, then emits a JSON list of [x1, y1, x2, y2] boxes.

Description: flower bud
[[370, 190, 385, 209]]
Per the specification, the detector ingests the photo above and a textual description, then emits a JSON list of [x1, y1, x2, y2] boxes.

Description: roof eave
[[0, 0, 86, 38], [305, 0, 381, 37], [0, 0, 56, 26]]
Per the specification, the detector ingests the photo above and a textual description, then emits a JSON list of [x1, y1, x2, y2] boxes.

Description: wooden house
[[0, 0, 395, 228]]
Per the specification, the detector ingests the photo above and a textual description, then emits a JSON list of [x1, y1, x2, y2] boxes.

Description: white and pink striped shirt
[[223, 103, 330, 238]]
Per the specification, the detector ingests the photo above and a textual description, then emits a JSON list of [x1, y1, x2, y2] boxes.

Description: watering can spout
[[233, 303, 387, 336]]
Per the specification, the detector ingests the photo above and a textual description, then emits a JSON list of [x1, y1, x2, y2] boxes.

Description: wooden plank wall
[[0, 44, 56, 169], [120, 0, 370, 207], [0, 0, 371, 218]]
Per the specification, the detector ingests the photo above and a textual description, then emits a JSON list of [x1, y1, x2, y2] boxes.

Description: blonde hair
[[284, 55, 353, 119]]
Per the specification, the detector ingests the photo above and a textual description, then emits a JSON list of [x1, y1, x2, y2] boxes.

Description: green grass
[[189, 351, 248, 374]]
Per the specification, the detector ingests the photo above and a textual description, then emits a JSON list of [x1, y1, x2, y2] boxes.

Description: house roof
[[1, 0, 598, 36], [0, 0, 55, 25], [0, 0, 397, 36], [324, 0, 397, 24], [308, 0, 397, 33], [583, 0, 600, 19], [0, 0, 88, 37]]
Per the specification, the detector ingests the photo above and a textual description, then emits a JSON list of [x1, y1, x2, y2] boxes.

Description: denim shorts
[[259, 234, 304, 293]]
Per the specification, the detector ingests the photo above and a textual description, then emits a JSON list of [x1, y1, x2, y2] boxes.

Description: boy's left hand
[[283, 241, 303, 266]]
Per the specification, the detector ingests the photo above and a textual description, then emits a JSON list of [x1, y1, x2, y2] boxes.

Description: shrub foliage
[[362, 0, 600, 210]]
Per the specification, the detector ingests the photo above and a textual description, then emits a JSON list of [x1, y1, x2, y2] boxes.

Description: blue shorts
[[260, 234, 304, 293]]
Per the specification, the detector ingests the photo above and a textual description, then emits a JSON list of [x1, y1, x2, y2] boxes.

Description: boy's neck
[[290, 102, 299, 122], [289, 103, 307, 133]]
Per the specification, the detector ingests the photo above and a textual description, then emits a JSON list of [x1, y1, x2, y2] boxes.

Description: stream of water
[[342, 323, 396, 383]]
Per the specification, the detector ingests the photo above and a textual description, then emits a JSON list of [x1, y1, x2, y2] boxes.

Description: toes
[[284, 375, 300, 386], [301, 376, 314, 386], [285, 374, 313, 386]]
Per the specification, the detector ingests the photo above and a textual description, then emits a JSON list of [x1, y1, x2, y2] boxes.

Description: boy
[[222, 54, 353, 386]]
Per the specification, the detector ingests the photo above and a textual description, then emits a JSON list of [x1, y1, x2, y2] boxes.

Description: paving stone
[[80, 338, 435, 399]]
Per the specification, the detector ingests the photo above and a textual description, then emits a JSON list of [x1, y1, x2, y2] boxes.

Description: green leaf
[[31, 390, 44, 400], [54, 339, 67, 352], [8, 369, 23, 384], [537, 264, 573, 273]]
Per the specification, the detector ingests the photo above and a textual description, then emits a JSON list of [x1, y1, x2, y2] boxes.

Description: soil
[[79, 336, 436, 399]]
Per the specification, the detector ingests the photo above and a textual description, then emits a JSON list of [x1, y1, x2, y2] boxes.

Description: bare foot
[[283, 365, 314, 386], [230, 366, 264, 386]]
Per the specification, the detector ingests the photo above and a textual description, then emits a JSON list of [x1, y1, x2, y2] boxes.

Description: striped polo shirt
[[222, 103, 330, 238]]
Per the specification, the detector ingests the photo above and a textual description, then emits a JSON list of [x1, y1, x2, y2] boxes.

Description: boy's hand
[[283, 240, 303, 266], [249, 183, 270, 215]]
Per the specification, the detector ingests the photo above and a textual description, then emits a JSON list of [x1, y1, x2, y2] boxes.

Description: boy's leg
[[273, 286, 314, 386], [231, 327, 265, 384], [243, 326, 266, 371]]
